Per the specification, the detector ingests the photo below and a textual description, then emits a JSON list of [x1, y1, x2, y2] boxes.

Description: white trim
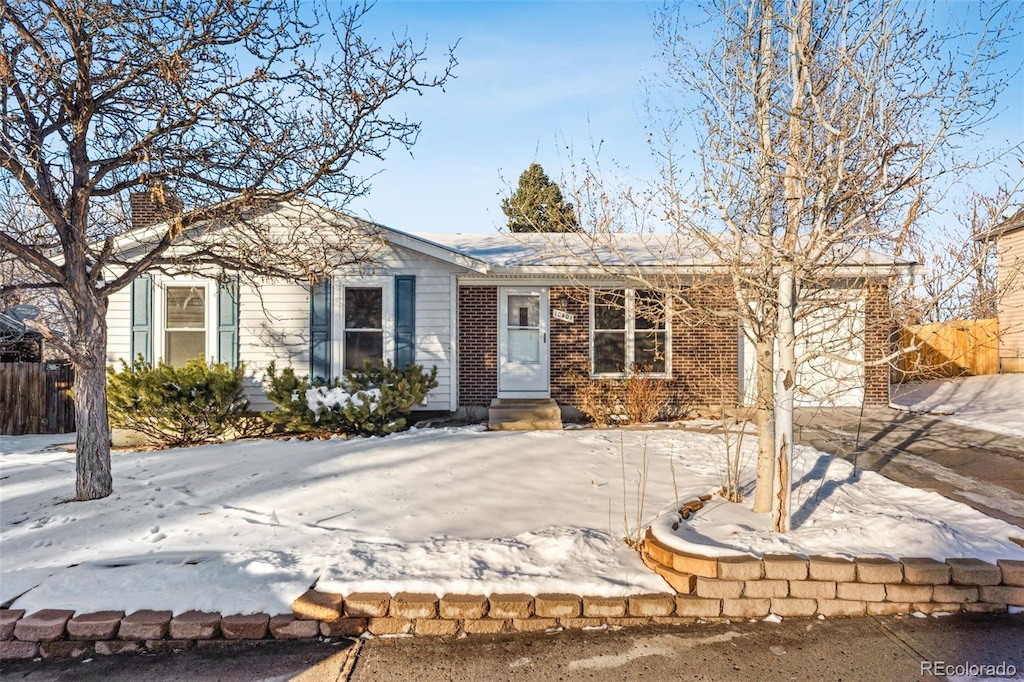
[[151, 275, 218, 365], [331, 276, 394, 377], [589, 288, 671, 379], [449, 273, 460, 412], [380, 232, 489, 274]]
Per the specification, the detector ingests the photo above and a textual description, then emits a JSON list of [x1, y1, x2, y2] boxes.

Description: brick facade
[[457, 287, 498, 406], [548, 285, 740, 412], [458, 281, 894, 412], [863, 283, 892, 406], [459, 284, 740, 413]]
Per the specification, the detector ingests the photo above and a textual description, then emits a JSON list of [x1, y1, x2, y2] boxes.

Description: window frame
[[589, 287, 671, 378], [151, 277, 218, 367], [332, 276, 394, 375]]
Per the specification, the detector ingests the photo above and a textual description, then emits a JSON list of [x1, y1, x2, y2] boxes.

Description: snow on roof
[[413, 231, 914, 272]]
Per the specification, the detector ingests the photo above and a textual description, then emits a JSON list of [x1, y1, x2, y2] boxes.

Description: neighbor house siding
[[997, 227, 1024, 372]]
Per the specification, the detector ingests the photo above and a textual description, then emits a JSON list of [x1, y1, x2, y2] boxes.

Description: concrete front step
[[488, 420, 563, 431], [488, 399, 562, 431]]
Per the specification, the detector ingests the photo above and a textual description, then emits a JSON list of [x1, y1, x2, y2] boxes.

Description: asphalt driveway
[[794, 406, 1024, 530]]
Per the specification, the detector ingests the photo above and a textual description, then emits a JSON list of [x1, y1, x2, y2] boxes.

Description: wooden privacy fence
[[0, 362, 75, 435], [898, 318, 999, 381]]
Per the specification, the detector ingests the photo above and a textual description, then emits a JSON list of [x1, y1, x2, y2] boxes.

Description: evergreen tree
[[501, 164, 580, 232]]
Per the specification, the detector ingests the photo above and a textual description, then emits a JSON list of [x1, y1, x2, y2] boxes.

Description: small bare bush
[[622, 366, 669, 423]]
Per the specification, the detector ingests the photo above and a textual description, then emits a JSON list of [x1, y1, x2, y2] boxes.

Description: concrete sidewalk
[[350, 613, 1023, 681], [3, 613, 1020, 681], [794, 406, 1024, 530]]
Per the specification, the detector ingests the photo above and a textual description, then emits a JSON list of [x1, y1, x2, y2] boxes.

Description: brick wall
[[458, 282, 892, 411], [460, 284, 740, 413], [863, 283, 892, 406], [549, 285, 740, 412], [457, 287, 498, 406], [129, 190, 183, 229]]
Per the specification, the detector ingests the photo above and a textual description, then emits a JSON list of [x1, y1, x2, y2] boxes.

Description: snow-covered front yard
[[3, 414, 1023, 617]]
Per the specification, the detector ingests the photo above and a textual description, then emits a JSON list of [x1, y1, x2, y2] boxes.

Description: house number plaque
[[552, 309, 575, 323]]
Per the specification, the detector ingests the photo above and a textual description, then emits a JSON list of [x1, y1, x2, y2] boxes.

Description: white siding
[[106, 284, 132, 366], [104, 238, 466, 413], [331, 245, 463, 412], [237, 278, 310, 411]]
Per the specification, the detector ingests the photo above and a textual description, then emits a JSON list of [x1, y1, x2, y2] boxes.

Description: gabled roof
[[91, 198, 489, 274]]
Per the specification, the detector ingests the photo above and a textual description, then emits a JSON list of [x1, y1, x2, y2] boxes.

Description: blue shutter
[[310, 279, 332, 381], [130, 275, 152, 365], [217, 275, 240, 367], [394, 275, 416, 369]]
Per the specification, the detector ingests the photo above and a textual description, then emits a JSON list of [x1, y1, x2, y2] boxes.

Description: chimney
[[129, 188, 183, 229]]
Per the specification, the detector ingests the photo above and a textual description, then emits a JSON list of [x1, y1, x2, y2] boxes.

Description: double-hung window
[[591, 289, 668, 376], [137, 276, 231, 368], [343, 287, 384, 371], [163, 284, 210, 367], [331, 276, 394, 374]]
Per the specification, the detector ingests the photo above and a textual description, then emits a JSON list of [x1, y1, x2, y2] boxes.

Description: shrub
[[107, 357, 250, 446], [264, 360, 439, 437], [567, 368, 669, 426], [262, 363, 314, 433], [621, 367, 669, 424]]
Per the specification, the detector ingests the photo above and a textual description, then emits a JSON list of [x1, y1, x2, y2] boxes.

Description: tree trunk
[[750, 0, 776, 515], [772, 264, 797, 532], [73, 302, 113, 501], [751, 338, 775, 513]]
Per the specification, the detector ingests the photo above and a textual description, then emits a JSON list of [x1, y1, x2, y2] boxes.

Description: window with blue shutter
[[130, 275, 152, 365], [217, 275, 240, 367], [394, 275, 416, 369], [310, 278, 332, 381]]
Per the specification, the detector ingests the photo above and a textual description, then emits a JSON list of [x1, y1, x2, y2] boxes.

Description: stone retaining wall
[[640, 528, 1024, 619], [4, 535, 1022, 661], [0, 590, 729, 660]]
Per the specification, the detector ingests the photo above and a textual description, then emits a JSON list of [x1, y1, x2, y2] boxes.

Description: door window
[[506, 293, 540, 363]]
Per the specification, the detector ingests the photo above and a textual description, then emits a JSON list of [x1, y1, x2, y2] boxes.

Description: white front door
[[498, 287, 549, 397]]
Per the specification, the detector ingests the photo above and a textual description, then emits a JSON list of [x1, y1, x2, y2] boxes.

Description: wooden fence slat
[[0, 362, 75, 435], [898, 318, 1000, 381]]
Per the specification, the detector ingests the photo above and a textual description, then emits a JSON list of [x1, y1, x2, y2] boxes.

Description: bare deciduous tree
[[0, 0, 455, 500], [594, 0, 1018, 531]]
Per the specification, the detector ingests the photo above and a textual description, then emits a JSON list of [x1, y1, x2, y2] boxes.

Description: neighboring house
[[0, 309, 44, 362], [983, 209, 1024, 373], [104, 198, 912, 416]]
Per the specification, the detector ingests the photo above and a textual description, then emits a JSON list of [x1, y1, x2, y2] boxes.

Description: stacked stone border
[[639, 528, 1024, 619], [0, 591, 733, 660], [4, 536, 1022, 661]]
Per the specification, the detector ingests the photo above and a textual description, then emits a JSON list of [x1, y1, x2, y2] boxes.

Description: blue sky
[[345, 1, 1024, 235]]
